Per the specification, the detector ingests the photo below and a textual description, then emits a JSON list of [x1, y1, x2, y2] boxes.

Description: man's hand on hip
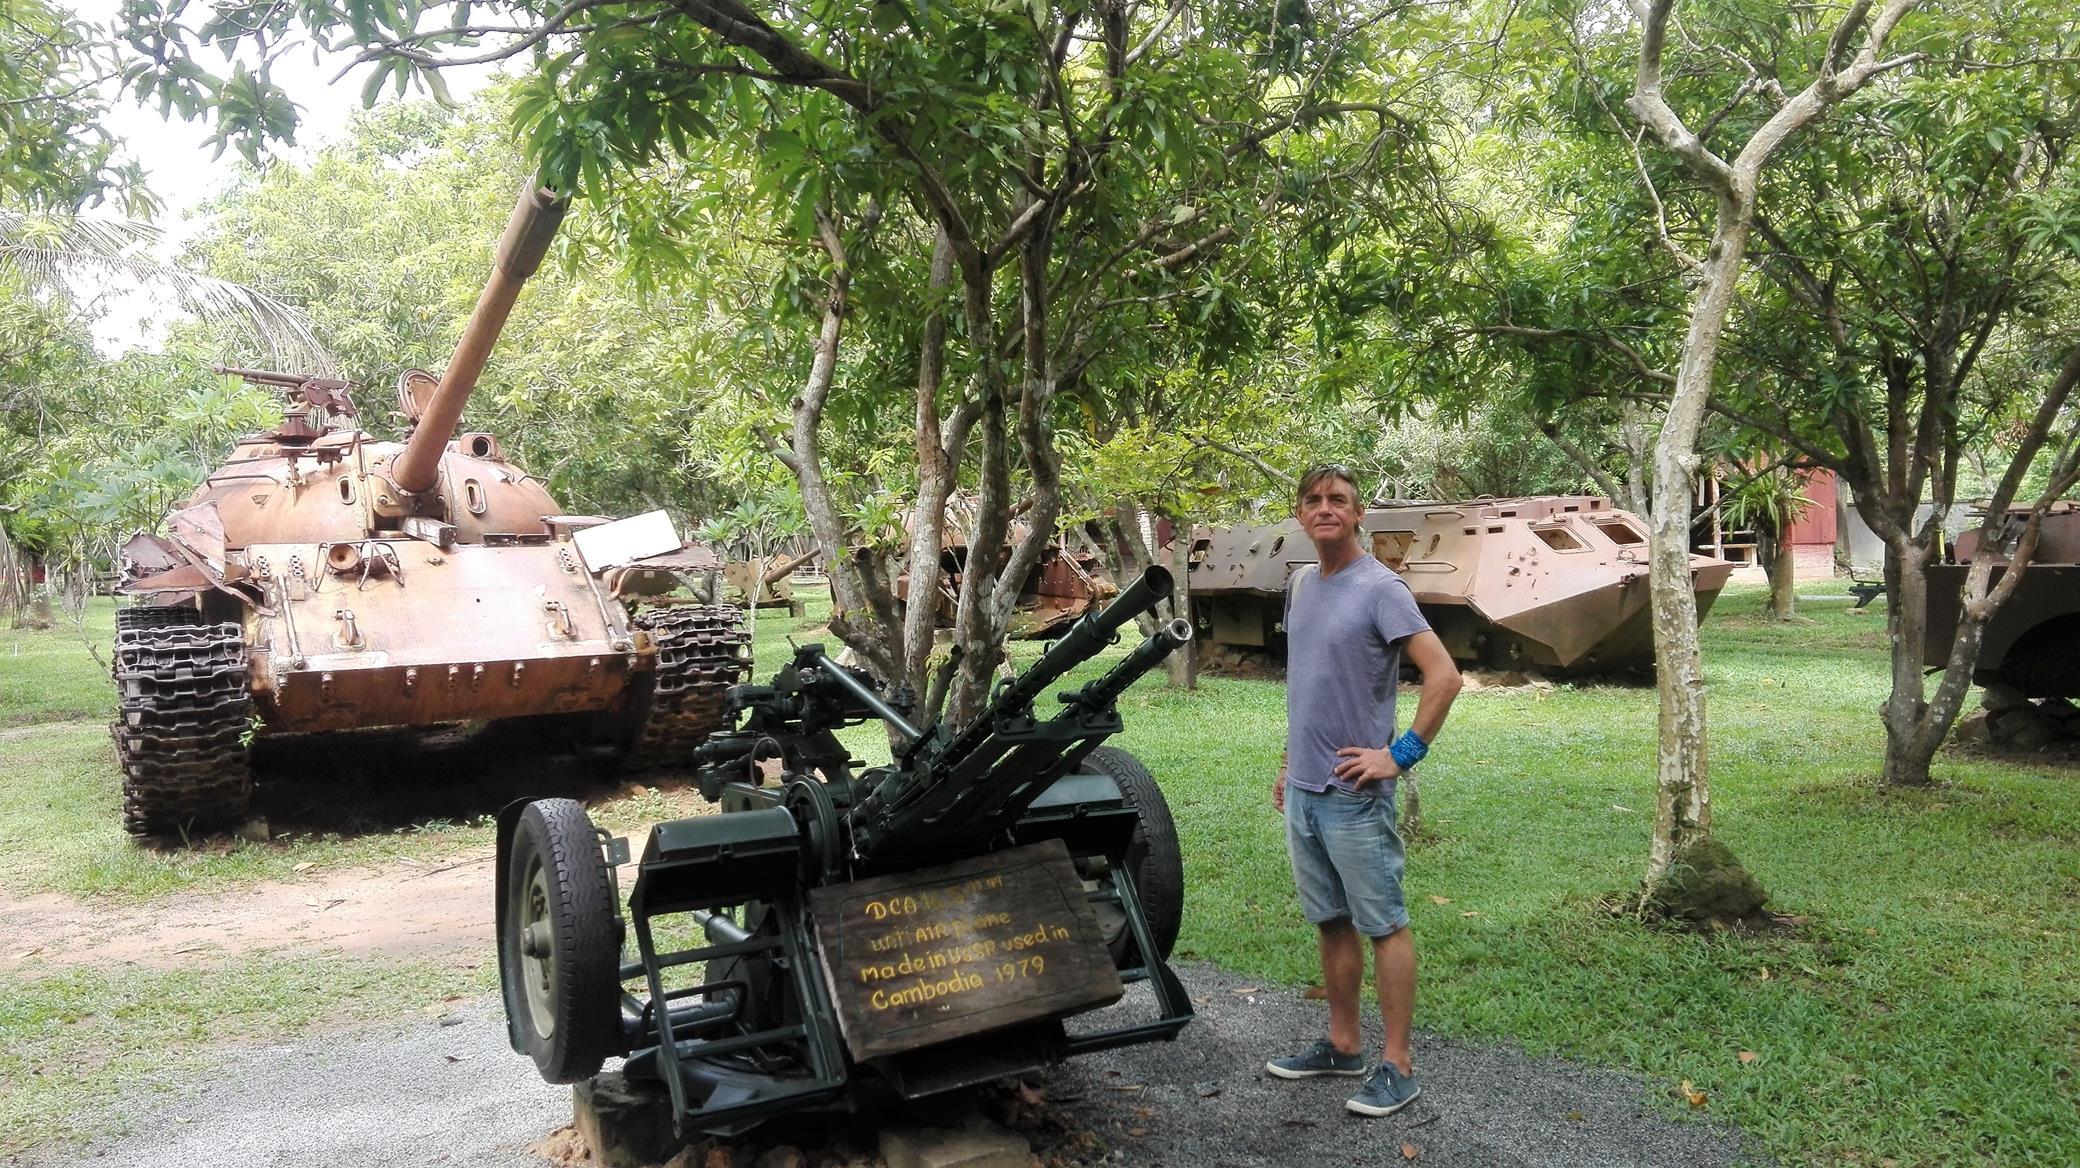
[[1273, 769, 1287, 812], [1333, 746, 1402, 787]]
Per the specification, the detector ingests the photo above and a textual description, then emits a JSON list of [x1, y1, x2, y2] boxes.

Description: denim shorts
[[1285, 782, 1408, 938]]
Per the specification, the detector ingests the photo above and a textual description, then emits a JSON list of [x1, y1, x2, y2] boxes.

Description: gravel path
[[1050, 963, 1759, 1168], [23, 963, 1757, 1168]]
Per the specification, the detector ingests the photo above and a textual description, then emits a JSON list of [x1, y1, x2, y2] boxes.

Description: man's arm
[[1401, 629, 1462, 744], [1331, 630, 1463, 786]]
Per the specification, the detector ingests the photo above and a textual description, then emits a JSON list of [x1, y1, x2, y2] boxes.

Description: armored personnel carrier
[[1924, 502, 2080, 696], [1190, 495, 1734, 673], [112, 186, 749, 837]]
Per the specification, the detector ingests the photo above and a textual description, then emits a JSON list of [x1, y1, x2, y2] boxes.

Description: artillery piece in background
[[111, 185, 750, 837], [495, 567, 1193, 1134], [1190, 496, 1735, 674]]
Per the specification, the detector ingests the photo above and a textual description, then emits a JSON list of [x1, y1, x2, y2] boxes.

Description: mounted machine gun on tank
[[111, 184, 749, 837], [495, 567, 1194, 1133]]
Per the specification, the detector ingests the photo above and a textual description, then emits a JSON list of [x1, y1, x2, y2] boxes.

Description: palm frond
[[0, 208, 338, 375]]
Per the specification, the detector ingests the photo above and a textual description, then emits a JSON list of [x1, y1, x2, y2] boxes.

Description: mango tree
[[123, 0, 1452, 722]]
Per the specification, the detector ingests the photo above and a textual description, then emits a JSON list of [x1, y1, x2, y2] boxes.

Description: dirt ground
[[1, 853, 497, 970], [1, 718, 698, 972]]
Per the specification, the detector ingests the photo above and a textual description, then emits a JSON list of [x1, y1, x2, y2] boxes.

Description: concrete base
[[574, 1073, 679, 1168], [879, 1113, 1031, 1168]]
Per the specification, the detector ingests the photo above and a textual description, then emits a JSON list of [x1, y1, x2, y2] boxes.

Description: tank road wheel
[[621, 606, 752, 772], [111, 616, 254, 837], [501, 798, 622, 1084], [1082, 746, 1185, 966]]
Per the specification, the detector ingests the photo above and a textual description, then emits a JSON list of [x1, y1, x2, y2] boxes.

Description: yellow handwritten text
[[869, 970, 986, 1010], [1001, 921, 1072, 952], [995, 955, 1047, 982], [857, 939, 1001, 984], [863, 896, 920, 921]]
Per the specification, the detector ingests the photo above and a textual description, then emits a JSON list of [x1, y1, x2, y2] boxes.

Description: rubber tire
[[503, 799, 622, 1084], [1082, 746, 1185, 965]]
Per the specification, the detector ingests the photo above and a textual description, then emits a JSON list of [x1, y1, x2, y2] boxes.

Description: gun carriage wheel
[[1078, 746, 1184, 966], [500, 798, 623, 1084]]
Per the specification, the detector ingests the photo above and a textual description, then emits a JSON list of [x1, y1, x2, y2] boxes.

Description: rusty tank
[[1189, 495, 1735, 673], [110, 185, 750, 837], [1923, 501, 2080, 696], [894, 496, 1113, 639]]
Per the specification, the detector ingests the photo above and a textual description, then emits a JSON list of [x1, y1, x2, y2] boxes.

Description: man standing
[[1266, 464, 1462, 1118]]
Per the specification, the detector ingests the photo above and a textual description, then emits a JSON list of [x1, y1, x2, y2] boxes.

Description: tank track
[[622, 605, 752, 772], [110, 611, 255, 836]]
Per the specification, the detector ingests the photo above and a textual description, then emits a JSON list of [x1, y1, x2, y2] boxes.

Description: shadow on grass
[[244, 715, 636, 837]]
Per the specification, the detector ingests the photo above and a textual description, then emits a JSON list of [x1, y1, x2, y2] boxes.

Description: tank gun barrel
[[393, 183, 566, 495]]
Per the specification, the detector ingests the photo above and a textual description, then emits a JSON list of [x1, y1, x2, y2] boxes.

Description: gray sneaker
[[1346, 1062, 1421, 1116], [1265, 1039, 1368, 1079]]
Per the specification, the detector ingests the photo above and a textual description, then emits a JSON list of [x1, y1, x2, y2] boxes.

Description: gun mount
[[494, 568, 1194, 1134]]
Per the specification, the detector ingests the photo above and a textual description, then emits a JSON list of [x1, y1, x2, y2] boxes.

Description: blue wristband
[[1389, 730, 1428, 770]]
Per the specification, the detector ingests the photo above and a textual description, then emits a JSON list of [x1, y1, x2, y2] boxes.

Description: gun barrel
[[1072, 617, 1192, 710], [393, 183, 567, 494], [804, 649, 922, 744], [994, 565, 1173, 714], [213, 364, 309, 387]]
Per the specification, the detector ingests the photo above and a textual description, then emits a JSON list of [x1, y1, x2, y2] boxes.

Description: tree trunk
[[1761, 528, 1797, 620], [899, 230, 962, 712], [780, 210, 904, 686], [1879, 530, 2020, 787], [1089, 507, 1193, 688], [1643, 209, 1748, 891], [1617, 401, 1651, 516], [0, 523, 25, 629], [1877, 533, 1942, 786]]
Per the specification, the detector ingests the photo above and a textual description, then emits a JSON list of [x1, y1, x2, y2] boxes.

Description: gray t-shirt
[[1284, 555, 1432, 795]]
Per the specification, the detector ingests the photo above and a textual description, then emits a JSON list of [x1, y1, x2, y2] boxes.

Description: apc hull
[[1189, 496, 1734, 673]]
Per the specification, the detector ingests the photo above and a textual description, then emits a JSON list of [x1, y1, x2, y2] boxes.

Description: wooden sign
[[809, 840, 1124, 1061]]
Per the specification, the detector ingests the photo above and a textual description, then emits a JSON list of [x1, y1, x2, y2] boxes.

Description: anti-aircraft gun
[[495, 567, 1195, 1133]]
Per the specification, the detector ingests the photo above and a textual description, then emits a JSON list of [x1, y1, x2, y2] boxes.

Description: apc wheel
[[1082, 746, 1184, 966], [502, 799, 622, 1084]]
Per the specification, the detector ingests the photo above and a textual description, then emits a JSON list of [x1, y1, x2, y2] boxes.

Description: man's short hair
[[1296, 463, 1363, 507]]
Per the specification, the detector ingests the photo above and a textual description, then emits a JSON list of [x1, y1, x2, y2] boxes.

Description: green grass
[[1111, 584, 2080, 1167], [6, 585, 2078, 1164], [1, 603, 121, 726]]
